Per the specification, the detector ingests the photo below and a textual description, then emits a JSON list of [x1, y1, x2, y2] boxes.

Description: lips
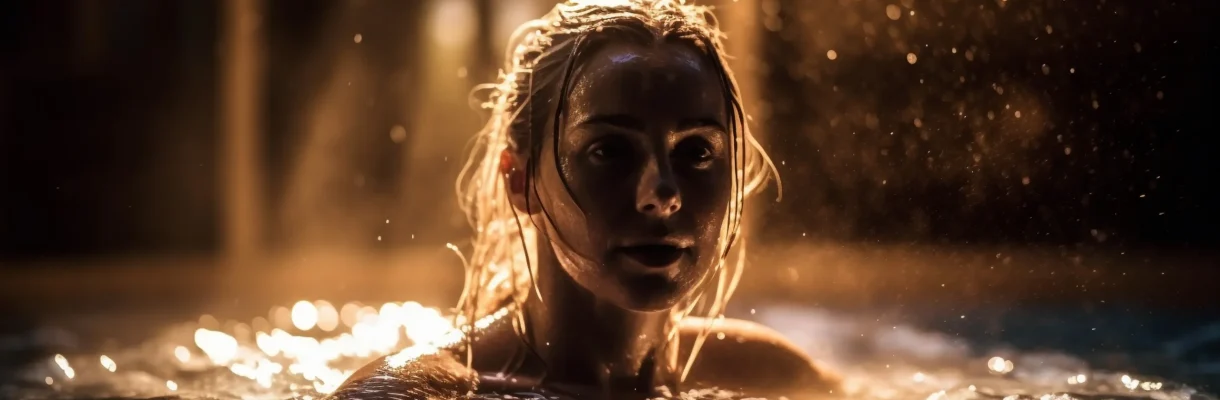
[[618, 244, 686, 268]]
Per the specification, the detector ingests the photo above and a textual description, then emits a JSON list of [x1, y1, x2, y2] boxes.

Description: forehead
[[566, 41, 727, 122]]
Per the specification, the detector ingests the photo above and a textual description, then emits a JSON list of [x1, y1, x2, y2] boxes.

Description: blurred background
[[2, 0, 1218, 395]]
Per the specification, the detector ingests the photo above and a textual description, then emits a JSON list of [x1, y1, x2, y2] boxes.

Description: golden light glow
[[316, 300, 339, 331], [987, 356, 1015, 374], [160, 300, 461, 395], [885, 4, 901, 20], [194, 328, 238, 364], [174, 346, 191, 363], [273, 306, 292, 329], [292, 300, 319, 331], [43, 299, 1185, 398], [431, 0, 475, 48], [987, 356, 1005, 372], [1122, 374, 1139, 390], [340, 302, 361, 327], [99, 355, 117, 372], [53, 354, 75, 379]]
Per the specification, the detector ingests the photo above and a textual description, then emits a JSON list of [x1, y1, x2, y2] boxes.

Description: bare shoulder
[[678, 317, 840, 398], [326, 349, 477, 400], [326, 307, 527, 399]]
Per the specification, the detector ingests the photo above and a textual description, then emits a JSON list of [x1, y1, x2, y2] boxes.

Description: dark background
[[1, 0, 1218, 393], [756, 0, 1220, 248], [3, 0, 1217, 258]]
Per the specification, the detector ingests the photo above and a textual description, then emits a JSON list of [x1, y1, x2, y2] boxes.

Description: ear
[[500, 149, 534, 214]]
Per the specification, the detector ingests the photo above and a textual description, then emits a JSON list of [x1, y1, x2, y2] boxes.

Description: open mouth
[[618, 244, 686, 268]]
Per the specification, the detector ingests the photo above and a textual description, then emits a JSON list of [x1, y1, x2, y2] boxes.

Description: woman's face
[[529, 40, 732, 311]]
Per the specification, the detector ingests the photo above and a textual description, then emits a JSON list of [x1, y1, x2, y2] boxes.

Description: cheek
[[560, 156, 636, 221], [689, 167, 734, 244], [686, 165, 734, 217], [534, 147, 612, 256], [537, 151, 582, 219]]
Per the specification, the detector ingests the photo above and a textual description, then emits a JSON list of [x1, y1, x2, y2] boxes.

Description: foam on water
[[3, 300, 1212, 400]]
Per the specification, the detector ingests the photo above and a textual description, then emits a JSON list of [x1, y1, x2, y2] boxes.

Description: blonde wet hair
[[453, 0, 778, 382]]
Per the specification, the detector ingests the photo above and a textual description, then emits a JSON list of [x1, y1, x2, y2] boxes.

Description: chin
[[614, 274, 687, 312]]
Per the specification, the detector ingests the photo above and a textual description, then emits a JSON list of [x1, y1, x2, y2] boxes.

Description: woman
[[331, 1, 836, 398]]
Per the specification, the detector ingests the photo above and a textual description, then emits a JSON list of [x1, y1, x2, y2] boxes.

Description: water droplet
[[886, 4, 902, 20], [826, 49, 838, 60], [353, 34, 362, 43], [390, 125, 408, 143], [988, 356, 1008, 373], [291, 300, 318, 331], [99, 355, 117, 372], [906, 53, 918, 64], [174, 346, 191, 363], [54, 354, 75, 379]]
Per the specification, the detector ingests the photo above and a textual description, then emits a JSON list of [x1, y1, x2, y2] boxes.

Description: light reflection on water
[[6, 301, 1212, 400]]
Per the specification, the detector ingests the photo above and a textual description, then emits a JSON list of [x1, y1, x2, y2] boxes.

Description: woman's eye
[[588, 138, 629, 164], [675, 139, 715, 168]]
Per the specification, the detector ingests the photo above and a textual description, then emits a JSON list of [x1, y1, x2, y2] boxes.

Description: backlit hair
[[453, 0, 778, 381]]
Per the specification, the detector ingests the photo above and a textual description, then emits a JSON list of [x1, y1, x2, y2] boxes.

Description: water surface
[[4, 300, 1212, 400]]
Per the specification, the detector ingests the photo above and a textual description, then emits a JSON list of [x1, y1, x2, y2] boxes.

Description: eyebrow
[[680, 117, 727, 132], [582, 114, 645, 131], [580, 114, 725, 132]]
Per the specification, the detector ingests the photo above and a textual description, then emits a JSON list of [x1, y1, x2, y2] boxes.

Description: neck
[[521, 240, 677, 395]]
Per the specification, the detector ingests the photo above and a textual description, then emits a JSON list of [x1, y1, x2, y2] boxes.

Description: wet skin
[[331, 308, 835, 399], [329, 42, 837, 399]]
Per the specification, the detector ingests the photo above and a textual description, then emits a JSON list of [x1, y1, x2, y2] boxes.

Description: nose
[[636, 158, 682, 218]]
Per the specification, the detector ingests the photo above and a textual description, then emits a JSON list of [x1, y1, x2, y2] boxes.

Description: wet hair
[[454, 0, 778, 381]]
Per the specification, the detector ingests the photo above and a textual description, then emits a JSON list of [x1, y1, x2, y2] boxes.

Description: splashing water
[[4, 301, 1212, 400]]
